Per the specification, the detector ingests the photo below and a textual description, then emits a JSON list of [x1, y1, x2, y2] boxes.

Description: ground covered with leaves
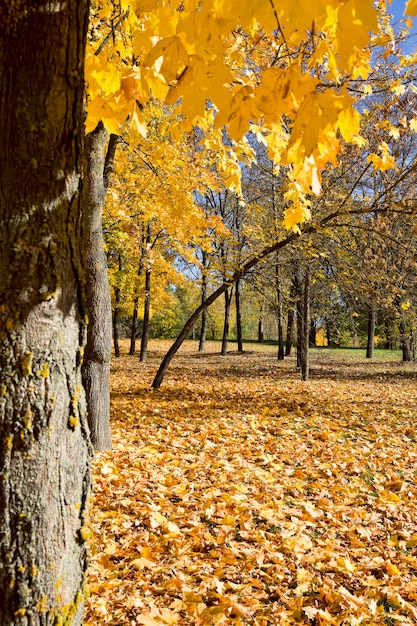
[[85, 341, 417, 625]]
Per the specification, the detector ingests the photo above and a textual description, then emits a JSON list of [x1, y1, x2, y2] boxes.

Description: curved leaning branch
[[150, 164, 414, 390], [151, 229, 302, 389]]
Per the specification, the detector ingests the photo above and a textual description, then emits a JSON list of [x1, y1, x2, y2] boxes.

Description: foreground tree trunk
[[0, 2, 91, 623], [81, 124, 114, 451]]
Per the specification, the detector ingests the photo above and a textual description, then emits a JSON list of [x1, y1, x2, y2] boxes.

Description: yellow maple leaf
[[367, 142, 397, 172], [405, 0, 417, 16], [144, 36, 189, 83]]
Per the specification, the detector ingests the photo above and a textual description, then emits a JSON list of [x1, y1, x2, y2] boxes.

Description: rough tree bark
[[81, 123, 116, 451], [0, 1, 91, 623]]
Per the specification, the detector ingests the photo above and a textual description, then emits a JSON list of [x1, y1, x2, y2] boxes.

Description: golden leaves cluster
[[85, 0, 384, 230]]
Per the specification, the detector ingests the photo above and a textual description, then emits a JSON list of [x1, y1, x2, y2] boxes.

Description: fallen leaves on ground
[[85, 342, 417, 625]]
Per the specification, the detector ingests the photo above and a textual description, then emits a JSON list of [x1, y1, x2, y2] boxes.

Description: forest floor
[[84, 340, 417, 625]]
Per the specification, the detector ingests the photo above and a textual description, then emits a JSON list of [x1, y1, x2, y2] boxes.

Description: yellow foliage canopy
[[85, 1, 406, 230]]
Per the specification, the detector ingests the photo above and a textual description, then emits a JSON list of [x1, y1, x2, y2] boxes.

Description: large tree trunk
[[81, 123, 114, 451], [235, 279, 243, 352], [140, 225, 152, 362], [0, 2, 91, 624], [221, 287, 233, 356], [366, 303, 376, 359]]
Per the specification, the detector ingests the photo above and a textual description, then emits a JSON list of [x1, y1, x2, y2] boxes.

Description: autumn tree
[[2, 1, 414, 621]]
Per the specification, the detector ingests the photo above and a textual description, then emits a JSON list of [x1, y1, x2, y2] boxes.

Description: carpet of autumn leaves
[[84, 341, 417, 626]]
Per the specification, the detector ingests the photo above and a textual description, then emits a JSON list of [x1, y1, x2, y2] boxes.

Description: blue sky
[[390, 0, 408, 21], [389, 0, 417, 52]]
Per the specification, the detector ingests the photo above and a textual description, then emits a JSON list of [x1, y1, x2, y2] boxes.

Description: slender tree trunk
[[130, 296, 139, 355], [300, 266, 310, 381], [140, 266, 151, 362], [113, 287, 121, 358], [0, 2, 91, 623], [286, 276, 297, 356], [113, 255, 122, 358], [199, 309, 208, 352], [81, 123, 115, 451], [285, 310, 294, 356], [130, 227, 146, 355], [275, 253, 285, 360], [399, 319, 411, 362], [258, 313, 264, 343], [140, 225, 152, 362], [309, 319, 317, 347], [221, 287, 233, 356], [199, 250, 208, 352], [235, 279, 243, 352], [366, 303, 376, 359], [295, 265, 303, 369], [199, 290, 208, 352], [325, 317, 333, 348]]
